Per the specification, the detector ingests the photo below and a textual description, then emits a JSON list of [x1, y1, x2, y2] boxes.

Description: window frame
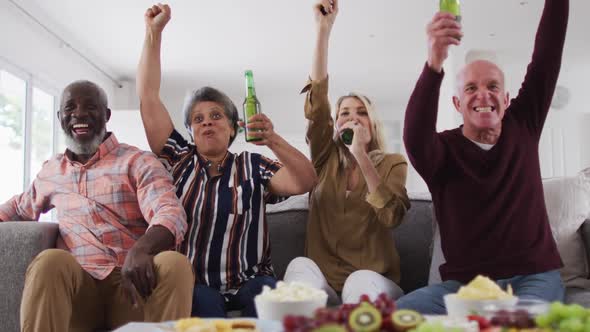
[[0, 58, 60, 197]]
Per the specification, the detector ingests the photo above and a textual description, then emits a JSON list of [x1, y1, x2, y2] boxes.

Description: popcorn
[[256, 281, 327, 302]]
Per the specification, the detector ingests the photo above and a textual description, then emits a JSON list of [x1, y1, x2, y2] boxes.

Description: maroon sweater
[[403, 0, 569, 283]]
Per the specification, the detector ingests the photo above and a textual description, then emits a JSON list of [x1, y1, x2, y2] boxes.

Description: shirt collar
[[64, 132, 119, 165], [195, 150, 231, 173]]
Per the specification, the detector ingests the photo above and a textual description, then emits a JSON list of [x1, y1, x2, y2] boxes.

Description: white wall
[[4, 0, 587, 194], [0, 1, 118, 102]]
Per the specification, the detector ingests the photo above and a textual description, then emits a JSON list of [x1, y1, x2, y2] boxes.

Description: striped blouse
[[159, 129, 286, 294]]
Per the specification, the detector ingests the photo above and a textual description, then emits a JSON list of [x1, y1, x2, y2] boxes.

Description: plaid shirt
[[0, 133, 187, 280]]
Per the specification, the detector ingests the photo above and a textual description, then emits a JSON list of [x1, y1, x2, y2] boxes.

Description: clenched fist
[[145, 3, 171, 33], [314, 0, 338, 32]]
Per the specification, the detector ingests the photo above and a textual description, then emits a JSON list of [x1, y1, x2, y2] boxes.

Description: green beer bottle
[[340, 128, 354, 145], [440, 0, 461, 22], [243, 70, 262, 142]]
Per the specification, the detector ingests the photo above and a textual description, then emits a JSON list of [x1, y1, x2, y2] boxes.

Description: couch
[[1, 195, 589, 332]]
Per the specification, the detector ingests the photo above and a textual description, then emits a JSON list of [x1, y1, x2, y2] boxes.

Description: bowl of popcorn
[[444, 275, 518, 317], [254, 281, 328, 321]]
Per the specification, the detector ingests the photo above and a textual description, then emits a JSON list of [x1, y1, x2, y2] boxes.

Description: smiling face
[[189, 101, 235, 158], [453, 60, 510, 131], [58, 81, 110, 155]]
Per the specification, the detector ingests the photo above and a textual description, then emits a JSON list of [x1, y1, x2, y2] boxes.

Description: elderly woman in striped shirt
[[136, 4, 317, 318]]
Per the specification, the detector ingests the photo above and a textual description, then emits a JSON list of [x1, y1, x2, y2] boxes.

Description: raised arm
[[509, 0, 569, 134], [311, 0, 337, 81], [137, 3, 175, 155], [301, 0, 339, 171], [403, 12, 461, 184]]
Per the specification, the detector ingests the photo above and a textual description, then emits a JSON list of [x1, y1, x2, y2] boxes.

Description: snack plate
[[113, 318, 283, 332]]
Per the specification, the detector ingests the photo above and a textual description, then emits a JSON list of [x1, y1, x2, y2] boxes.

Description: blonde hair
[[333, 93, 387, 168]]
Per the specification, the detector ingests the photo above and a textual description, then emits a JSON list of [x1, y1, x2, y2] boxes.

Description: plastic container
[[444, 294, 518, 317], [254, 294, 328, 321]]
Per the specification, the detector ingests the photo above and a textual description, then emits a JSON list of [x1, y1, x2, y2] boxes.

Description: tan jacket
[[301, 77, 411, 291]]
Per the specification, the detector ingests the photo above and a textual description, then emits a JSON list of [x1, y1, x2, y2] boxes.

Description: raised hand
[[427, 12, 463, 73], [239, 114, 278, 147], [145, 3, 171, 33], [314, 0, 338, 32]]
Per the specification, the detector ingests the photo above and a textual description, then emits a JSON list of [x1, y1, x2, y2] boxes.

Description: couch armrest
[[580, 219, 590, 277], [0, 222, 59, 332]]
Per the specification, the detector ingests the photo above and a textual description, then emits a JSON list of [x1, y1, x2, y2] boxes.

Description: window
[[0, 70, 26, 203], [31, 88, 55, 178], [0, 64, 59, 221], [384, 120, 402, 153]]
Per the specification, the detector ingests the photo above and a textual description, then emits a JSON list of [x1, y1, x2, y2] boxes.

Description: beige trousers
[[20, 249, 194, 332]]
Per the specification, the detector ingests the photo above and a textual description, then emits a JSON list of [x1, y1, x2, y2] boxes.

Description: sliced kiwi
[[312, 324, 348, 332], [391, 309, 424, 331], [348, 303, 382, 332]]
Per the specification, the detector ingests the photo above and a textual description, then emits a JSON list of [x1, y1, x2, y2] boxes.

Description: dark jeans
[[191, 275, 277, 318]]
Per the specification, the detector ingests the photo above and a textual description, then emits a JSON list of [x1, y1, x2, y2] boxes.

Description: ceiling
[[10, 0, 590, 119]]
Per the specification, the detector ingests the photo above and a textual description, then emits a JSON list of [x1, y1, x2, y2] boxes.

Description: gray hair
[[182, 86, 239, 145], [61, 80, 109, 109]]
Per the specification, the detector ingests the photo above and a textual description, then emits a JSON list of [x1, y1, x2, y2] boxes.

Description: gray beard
[[64, 127, 106, 156]]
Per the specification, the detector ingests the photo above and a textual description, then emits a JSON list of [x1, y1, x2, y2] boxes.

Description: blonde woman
[[284, 0, 411, 304]]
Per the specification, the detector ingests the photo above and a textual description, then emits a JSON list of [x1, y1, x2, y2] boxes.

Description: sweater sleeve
[[509, 0, 569, 137], [403, 63, 448, 185]]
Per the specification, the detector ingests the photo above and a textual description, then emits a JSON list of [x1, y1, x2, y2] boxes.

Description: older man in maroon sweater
[[399, 0, 569, 314]]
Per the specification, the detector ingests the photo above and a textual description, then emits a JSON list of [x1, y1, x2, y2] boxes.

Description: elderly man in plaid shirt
[[0, 80, 193, 332]]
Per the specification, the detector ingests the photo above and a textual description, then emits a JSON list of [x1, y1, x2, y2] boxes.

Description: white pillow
[[428, 221, 444, 285], [544, 173, 590, 289], [266, 193, 309, 213]]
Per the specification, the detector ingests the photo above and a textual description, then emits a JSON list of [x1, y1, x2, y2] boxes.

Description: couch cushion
[[0, 221, 59, 332], [393, 199, 435, 293], [580, 220, 590, 272], [428, 222, 444, 285], [565, 287, 590, 306], [267, 209, 308, 280], [543, 173, 590, 289]]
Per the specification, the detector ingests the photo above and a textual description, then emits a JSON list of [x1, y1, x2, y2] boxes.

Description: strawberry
[[468, 314, 492, 329]]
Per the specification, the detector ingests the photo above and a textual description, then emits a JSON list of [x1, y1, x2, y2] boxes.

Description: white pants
[[283, 257, 404, 305]]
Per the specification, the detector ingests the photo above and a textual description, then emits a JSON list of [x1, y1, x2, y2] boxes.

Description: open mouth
[[203, 129, 215, 137], [71, 123, 92, 136], [473, 106, 495, 113]]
